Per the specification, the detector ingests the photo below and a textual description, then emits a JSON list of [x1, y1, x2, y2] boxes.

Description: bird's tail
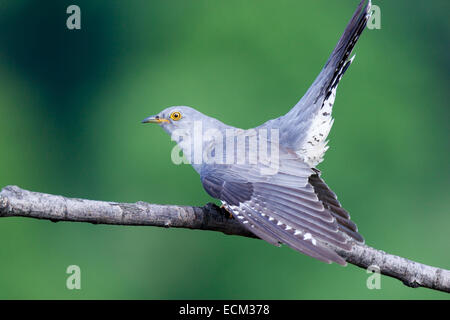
[[321, 0, 372, 100]]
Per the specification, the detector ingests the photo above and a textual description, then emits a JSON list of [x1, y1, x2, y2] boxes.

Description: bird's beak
[[141, 116, 170, 124]]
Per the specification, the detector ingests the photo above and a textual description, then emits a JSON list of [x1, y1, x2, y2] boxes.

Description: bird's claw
[[220, 204, 234, 219]]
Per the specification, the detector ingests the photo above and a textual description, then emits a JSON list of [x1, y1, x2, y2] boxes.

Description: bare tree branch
[[0, 185, 448, 293]]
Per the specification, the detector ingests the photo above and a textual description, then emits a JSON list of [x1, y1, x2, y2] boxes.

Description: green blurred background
[[0, 0, 448, 299]]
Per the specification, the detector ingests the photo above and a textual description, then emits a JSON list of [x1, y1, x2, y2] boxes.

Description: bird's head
[[142, 106, 200, 132], [142, 106, 230, 170], [142, 105, 228, 141]]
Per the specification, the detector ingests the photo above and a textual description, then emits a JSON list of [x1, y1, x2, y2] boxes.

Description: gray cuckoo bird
[[142, 0, 371, 265]]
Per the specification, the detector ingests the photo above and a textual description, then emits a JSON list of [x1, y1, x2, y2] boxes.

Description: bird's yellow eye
[[170, 111, 182, 121]]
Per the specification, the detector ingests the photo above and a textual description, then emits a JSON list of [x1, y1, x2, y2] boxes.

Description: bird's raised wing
[[260, 0, 372, 167], [200, 151, 363, 265]]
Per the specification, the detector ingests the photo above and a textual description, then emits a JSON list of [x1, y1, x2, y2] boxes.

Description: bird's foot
[[220, 204, 234, 219], [204, 202, 234, 219]]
